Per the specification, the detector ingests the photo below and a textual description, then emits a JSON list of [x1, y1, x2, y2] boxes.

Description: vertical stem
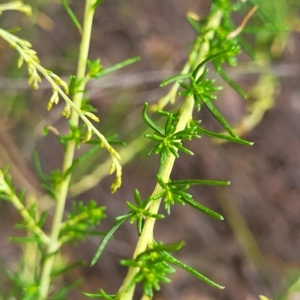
[[38, 1, 95, 298], [117, 8, 223, 300]]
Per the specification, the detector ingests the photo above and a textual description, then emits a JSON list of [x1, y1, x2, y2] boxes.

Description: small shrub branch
[[117, 8, 223, 300], [38, 1, 96, 298]]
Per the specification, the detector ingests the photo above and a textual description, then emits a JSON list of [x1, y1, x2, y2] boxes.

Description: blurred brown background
[[1, 0, 300, 299]]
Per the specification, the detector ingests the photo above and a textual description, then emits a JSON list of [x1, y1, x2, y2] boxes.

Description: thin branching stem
[[38, 1, 95, 298], [0, 28, 122, 187], [151, 10, 217, 111], [117, 8, 224, 300]]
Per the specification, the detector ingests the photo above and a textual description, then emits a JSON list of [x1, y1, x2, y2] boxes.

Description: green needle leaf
[[197, 126, 253, 145], [143, 102, 165, 136], [183, 197, 224, 220], [160, 72, 192, 87], [216, 66, 248, 99], [84, 289, 117, 299], [160, 51, 228, 87], [192, 50, 228, 79], [168, 179, 230, 186], [64, 144, 100, 178], [0, 194, 13, 202], [187, 16, 202, 33], [238, 37, 256, 60], [164, 252, 225, 289], [68, 75, 77, 97], [93, 0, 106, 9], [92, 56, 141, 78], [51, 260, 86, 277], [40, 183, 57, 200], [33, 150, 46, 182], [175, 144, 194, 156], [137, 241, 185, 259], [52, 278, 83, 299], [201, 96, 238, 138], [61, 0, 82, 34], [91, 213, 132, 265]]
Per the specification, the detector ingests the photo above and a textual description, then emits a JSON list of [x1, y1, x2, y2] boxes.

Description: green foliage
[[89, 2, 258, 298], [91, 189, 165, 265], [120, 245, 177, 298], [0, 0, 290, 299], [87, 56, 141, 79], [156, 174, 227, 217], [51, 278, 83, 300], [84, 289, 117, 300], [0, 168, 50, 245], [33, 151, 59, 200], [178, 67, 223, 111], [6, 269, 40, 300], [125, 189, 165, 234], [143, 103, 198, 167], [61, 0, 82, 34], [60, 200, 106, 244]]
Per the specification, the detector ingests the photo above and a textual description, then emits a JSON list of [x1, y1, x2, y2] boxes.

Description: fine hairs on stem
[[0, 0, 287, 299]]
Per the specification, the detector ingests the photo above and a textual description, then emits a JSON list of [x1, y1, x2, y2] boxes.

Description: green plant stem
[[0, 26, 121, 175], [117, 8, 223, 300], [151, 11, 215, 112], [38, 1, 95, 298]]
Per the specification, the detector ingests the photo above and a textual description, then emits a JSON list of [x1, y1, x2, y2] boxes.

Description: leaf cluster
[[90, 171, 230, 295], [156, 174, 227, 217], [119, 243, 178, 298], [91, 189, 164, 265], [0, 167, 107, 298], [158, 51, 251, 145], [90, 3, 258, 297], [143, 103, 198, 167], [179, 67, 222, 111], [88, 241, 224, 299], [60, 200, 106, 244], [5, 269, 40, 300]]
